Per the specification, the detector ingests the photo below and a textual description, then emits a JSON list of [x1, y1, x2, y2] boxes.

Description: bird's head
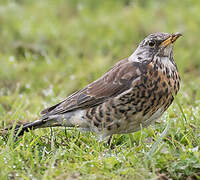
[[129, 32, 182, 62]]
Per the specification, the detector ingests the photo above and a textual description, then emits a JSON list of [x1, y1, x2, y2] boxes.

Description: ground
[[0, 0, 200, 179]]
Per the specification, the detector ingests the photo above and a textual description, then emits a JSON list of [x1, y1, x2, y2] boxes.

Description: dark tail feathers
[[5, 119, 47, 136]]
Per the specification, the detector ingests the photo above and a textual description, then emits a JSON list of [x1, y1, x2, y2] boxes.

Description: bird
[[9, 32, 182, 141]]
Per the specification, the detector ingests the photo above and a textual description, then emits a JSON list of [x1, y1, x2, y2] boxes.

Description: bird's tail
[[4, 115, 64, 136], [3, 110, 87, 136], [16, 119, 60, 136], [13, 120, 46, 136]]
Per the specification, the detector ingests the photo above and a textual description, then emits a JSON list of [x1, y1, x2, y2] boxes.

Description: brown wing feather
[[40, 58, 140, 116]]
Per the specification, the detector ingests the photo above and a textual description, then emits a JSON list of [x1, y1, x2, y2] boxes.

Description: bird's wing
[[40, 58, 142, 116]]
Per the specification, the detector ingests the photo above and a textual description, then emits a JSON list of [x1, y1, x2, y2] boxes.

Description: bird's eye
[[148, 40, 156, 47]]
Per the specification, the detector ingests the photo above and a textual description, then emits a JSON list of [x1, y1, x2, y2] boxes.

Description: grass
[[0, 0, 200, 179]]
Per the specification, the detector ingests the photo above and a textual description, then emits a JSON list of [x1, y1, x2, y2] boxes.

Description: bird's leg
[[64, 127, 67, 137], [107, 135, 113, 146], [50, 127, 53, 137], [64, 127, 69, 143], [50, 127, 57, 149]]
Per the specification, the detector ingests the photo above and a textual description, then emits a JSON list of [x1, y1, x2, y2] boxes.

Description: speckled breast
[[86, 58, 180, 136]]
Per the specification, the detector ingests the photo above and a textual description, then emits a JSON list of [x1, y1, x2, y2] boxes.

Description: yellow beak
[[161, 32, 182, 47]]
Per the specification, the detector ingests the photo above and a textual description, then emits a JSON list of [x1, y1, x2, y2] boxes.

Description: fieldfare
[[11, 32, 182, 140]]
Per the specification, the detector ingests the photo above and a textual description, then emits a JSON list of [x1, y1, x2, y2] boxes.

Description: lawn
[[0, 0, 200, 179]]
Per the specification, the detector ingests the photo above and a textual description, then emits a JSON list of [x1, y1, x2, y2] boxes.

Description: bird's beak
[[160, 32, 182, 47]]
